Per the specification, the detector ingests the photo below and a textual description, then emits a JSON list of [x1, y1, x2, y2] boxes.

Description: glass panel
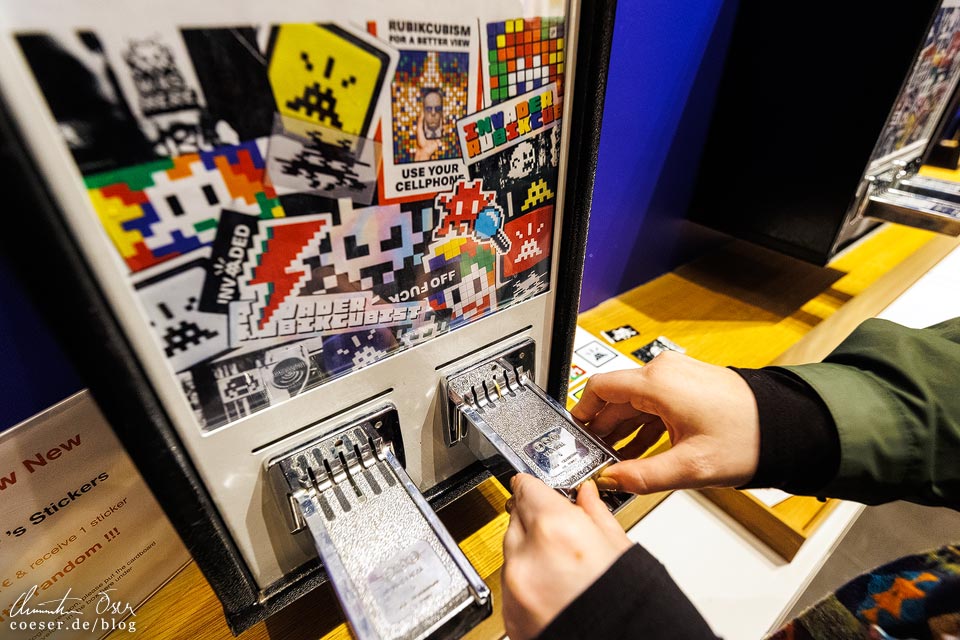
[[15, 6, 567, 431]]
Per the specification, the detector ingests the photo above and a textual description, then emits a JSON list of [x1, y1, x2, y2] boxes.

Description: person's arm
[[503, 317, 960, 639], [583, 317, 960, 509], [762, 317, 960, 507], [502, 475, 718, 640]]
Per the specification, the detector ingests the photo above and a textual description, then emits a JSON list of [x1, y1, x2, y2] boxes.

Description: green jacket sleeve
[[778, 317, 960, 508]]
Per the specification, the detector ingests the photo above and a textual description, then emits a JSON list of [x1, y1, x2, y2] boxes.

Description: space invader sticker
[[266, 115, 379, 204], [135, 257, 230, 372], [482, 17, 566, 106], [266, 23, 396, 138], [503, 204, 552, 277], [84, 138, 279, 274], [304, 199, 430, 296], [632, 336, 686, 364], [574, 341, 617, 369], [434, 179, 511, 254], [601, 325, 639, 344]]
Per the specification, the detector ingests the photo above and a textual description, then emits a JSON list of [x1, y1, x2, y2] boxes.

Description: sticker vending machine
[[0, 0, 617, 636]]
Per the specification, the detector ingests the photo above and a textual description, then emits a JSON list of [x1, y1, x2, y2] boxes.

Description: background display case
[[0, 0, 616, 635], [688, 0, 960, 264]]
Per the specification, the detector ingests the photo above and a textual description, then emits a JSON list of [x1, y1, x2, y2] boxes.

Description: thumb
[[600, 446, 708, 494], [576, 479, 625, 543]]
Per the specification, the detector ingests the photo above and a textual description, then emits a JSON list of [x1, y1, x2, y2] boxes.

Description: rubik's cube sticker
[[84, 139, 281, 273], [266, 23, 394, 137], [390, 51, 470, 165], [375, 18, 477, 201], [483, 17, 565, 105], [457, 82, 562, 165]]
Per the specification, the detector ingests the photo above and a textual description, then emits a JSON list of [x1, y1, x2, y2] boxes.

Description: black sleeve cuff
[[536, 545, 718, 640], [732, 367, 840, 495]]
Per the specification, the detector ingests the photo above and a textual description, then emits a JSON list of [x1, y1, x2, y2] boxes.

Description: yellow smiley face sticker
[[267, 24, 390, 136]]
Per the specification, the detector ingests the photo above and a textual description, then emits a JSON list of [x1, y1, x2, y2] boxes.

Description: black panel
[[547, 0, 618, 401], [689, 1, 939, 264]]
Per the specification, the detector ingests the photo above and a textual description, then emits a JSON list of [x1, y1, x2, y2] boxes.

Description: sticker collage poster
[[874, 0, 960, 162], [17, 13, 566, 432]]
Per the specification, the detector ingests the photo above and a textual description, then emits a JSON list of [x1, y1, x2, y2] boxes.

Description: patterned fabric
[[768, 545, 960, 640]]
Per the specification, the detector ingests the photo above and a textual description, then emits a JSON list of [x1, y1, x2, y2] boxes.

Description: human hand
[[414, 113, 440, 161], [571, 351, 760, 494], [501, 474, 632, 640]]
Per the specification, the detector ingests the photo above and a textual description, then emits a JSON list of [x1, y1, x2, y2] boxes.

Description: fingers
[[599, 411, 661, 447], [615, 419, 667, 460], [510, 473, 573, 532], [570, 369, 644, 422], [416, 113, 428, 145], [502, 506, 525, 558], [577, 480, 632, 554], [583, 402, 646, 438], [601, 445, 706, 494], [576, 480, 623, 539]]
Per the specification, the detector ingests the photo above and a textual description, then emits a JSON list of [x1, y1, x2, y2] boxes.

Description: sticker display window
[[18, 16, 565, 431]]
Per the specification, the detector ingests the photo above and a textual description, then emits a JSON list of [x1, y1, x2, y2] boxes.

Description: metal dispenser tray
[[442, 340, 619, 498], [861, 160, 960, 235], [268, 407, 490, 640]]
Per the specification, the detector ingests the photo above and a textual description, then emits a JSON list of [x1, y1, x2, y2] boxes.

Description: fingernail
[[504, 497, 515, 514], [575, 479, 596, 496], [595, 477, 619, 492], [510, 474, 517, 490]]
